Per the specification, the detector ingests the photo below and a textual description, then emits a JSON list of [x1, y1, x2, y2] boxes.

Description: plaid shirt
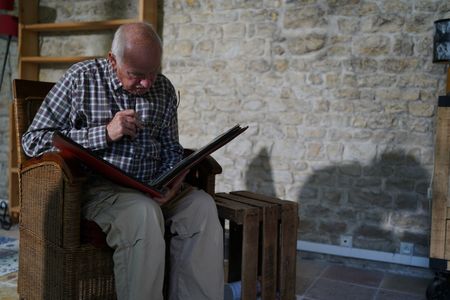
[[22, 58, 183, 183]]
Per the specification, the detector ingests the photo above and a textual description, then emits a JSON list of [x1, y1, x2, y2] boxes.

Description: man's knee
[[168, 189, 221, 237], [192, 190, 217, 214], [109, 192, 165, 246]]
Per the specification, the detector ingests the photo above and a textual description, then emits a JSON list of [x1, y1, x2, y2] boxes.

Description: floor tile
[[304, 277, 377, 300], [0, 282, 19, 300], [321, 264, 384, 287], [0, 237, 18, 277], [0, 272, 17, 284], [381, 273, 430, 296], [0, 225, 19, 240], [375, 289, 426, 300], [297, 257, 328, 278], [296, 254, 329, 296], [296, 275, 316, 295]]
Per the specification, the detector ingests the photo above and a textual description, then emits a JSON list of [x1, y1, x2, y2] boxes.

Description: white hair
[[111, 22, 162, 65]]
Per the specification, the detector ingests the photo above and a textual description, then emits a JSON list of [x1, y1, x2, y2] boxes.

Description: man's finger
[[117, 109, 136, 116]]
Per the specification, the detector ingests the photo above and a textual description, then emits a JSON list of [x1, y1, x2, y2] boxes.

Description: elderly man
[[22, 22, 224, 300]]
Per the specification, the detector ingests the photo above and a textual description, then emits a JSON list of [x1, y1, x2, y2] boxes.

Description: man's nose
[[139, 78, 152, 88]]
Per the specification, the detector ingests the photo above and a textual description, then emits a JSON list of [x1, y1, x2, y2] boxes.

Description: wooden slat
[[18, 28, 39, 79], [22, 19, 136, 32], [241, 210, 259, 300], [446, 220, 450, 260], [21, 56, 100, 64], [18, 0, 39, 25], [447, 67, 450, 95], [18, 0, 39, 79], [227, 221, 243, 282], [8, 103, 19, 223], [278, 199, 298, 300], [139, 0, 158, 30], [430, 107, 450, 259]]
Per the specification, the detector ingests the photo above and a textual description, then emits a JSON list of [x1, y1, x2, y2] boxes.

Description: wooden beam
[[139, 0, 158, 30], [22, 19, 136, 32], [21, 56, 100, 64], [447, 67, 450, 95], [430, 107, 450, 259]]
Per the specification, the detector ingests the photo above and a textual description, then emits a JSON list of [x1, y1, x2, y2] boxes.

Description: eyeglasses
[[125, 70, 158, 81]]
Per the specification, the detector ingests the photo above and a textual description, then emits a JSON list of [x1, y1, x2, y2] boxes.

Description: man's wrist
[[105, 126, 112, 144]]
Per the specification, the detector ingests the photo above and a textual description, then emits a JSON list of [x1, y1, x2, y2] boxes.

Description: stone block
[[322, 190, 343, 206], [319, 221, 347, 235], [390, 213, 429, 231], [385, 178, 415, 192], [306, 143, 326, 161], [348, 190, 393, 209], [394, 193, 418, 211], [287, 34, 327, 55], [283, 6, 326, 29], [326, 144, 344, 161], [408, 102, 434, 117], [354, 35, 391, 56], [343, 143, 377, 162], [361, 15, 405, 33], [354, 225, 394, 242]]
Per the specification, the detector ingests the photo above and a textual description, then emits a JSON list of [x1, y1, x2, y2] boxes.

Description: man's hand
[[153, 170, 190, 205], [106, 109, 143, 142]]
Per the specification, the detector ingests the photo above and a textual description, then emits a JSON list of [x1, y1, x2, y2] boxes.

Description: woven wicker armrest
[[22, 152, 86, 183], [20, 152, 87, 248]]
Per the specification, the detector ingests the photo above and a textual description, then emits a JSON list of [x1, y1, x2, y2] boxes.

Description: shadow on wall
[[298, 150, 431, 257], [244, 148, 431, 257], [244, 148, 277, 198], [39, 6, 57, 23]]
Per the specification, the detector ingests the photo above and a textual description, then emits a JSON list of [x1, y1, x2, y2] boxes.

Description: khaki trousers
[[82, 177, 224, 300]]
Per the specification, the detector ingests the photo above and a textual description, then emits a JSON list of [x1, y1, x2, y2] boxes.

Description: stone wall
[[162, 0, 449, 259], [1, 0, 449, 262]]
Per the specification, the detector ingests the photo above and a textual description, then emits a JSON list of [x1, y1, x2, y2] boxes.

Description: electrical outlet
[[400, 242, 414, 255], [340, 235, 352, 248]]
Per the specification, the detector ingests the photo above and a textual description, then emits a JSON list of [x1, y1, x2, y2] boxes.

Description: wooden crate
[[215, 191, 298, 300]]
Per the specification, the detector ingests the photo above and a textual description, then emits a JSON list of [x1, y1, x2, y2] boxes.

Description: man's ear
[[108, 52, 117, 69]]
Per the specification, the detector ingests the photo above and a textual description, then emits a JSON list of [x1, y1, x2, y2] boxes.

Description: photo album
[[52, 124, 248, 197]]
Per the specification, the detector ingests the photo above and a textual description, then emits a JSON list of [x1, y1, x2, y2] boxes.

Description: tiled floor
[[0, 224, 19, 300], [296, 257, 432, 300], [0, 225, 436, 300]]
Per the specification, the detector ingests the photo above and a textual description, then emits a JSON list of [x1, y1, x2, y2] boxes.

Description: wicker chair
[[13, 79, 222, 300]]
